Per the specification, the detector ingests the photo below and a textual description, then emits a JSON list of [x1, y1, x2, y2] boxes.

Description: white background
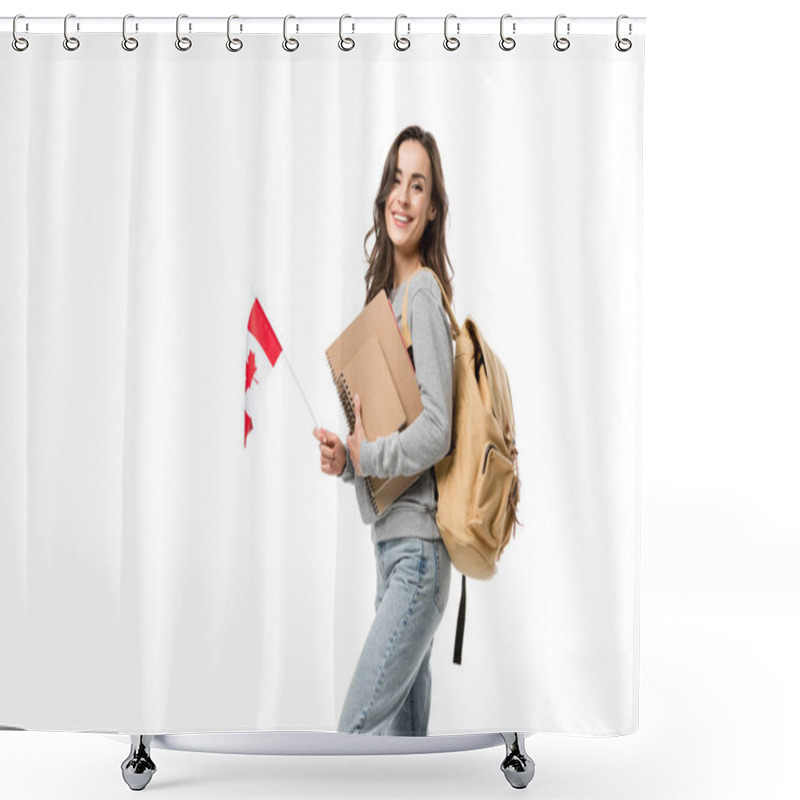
[[1, 1, 797, 799]]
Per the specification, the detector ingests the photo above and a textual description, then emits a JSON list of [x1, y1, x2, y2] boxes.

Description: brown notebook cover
[[326, 289, 424, 515], [342, 334, 408, 439]]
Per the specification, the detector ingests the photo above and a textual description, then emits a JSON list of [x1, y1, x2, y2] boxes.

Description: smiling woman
[[363, 126, 455, 308], [385, 139, 438, 273], [314, 125, 457, 735]]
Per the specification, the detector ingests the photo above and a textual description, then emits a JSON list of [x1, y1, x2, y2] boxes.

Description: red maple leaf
[[245, 350, 259, 391]]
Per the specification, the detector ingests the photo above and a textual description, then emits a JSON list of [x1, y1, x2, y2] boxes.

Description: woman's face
[[384, 139, 437, 260]]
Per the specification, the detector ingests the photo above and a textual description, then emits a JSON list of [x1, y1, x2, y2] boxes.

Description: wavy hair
[[362, 126, 454, 307]]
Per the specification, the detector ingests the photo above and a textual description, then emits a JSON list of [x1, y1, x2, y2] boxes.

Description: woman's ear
[[428, 206, 437, 222]]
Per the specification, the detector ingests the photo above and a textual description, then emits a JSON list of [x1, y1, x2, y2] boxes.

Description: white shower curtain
[[1, 24, 643, 736]]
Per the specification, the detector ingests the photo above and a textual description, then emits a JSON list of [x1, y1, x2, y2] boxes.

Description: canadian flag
[[244, 298, 283, 447]]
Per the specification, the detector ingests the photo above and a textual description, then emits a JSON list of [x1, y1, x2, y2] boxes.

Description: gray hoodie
[[339, 269, 454, 544]]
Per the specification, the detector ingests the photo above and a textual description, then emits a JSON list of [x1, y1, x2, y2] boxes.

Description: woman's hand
[[347, 394, 367, 477], [313, 426, 347, 477]]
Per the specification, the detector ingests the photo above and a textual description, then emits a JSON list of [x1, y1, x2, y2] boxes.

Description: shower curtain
[[0, 19, 643, 737]]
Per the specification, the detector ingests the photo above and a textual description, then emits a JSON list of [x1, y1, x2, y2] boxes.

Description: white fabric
[[0, 31, 643, 736]]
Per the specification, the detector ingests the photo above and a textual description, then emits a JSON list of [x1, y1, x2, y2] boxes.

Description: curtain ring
[[283, 15, 299, 52], [394, 15, 410, 51], [443, 14, 460, 51], [63, 13, 80, 51], [499, 14, 515, 51], [553, 14, 570, 51], [227, 15, 243, 52], [175, 14, 192, 51], [338, 14, 355, 51], [122, 14, 139, 51], [615, 15, 632, 52], [12, 15, 29, 52]]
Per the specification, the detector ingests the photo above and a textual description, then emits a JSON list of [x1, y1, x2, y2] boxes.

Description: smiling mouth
[[392, 213, 413, 227]]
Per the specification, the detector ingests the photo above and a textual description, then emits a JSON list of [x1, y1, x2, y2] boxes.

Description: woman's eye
[[413, 183, 422, 192]]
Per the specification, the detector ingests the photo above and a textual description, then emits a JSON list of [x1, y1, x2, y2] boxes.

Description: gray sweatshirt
[[339, 269, 454, 544]]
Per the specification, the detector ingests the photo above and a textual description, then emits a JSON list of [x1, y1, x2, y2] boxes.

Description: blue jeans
[[338, 536, 452, 736]]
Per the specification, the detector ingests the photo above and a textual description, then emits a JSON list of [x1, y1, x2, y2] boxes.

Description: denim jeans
[[338, 536, 452, 736]]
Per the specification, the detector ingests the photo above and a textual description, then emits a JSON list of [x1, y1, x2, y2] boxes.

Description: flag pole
[[281, 351, 318, 430]]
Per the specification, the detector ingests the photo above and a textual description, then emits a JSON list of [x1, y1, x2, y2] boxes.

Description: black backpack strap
[[453, 574, 467, 664]]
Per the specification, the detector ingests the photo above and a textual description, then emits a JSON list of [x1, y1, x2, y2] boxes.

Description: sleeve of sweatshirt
[[339, 441, 355, 483], [358, 285, 453, 479]]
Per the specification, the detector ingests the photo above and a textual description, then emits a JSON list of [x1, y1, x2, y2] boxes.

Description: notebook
[[340, 334, 408, 439], [326, 289, 425, 515]]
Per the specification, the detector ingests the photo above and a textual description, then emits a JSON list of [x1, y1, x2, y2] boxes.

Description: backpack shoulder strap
[[453, 575, 467, 664], [401, 267, 461, 347]]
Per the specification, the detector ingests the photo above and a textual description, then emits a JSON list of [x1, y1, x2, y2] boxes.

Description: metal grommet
[[12, 14, 29, 51], [338, 14, 355, 51], [175, 13, 192, 51], [226, 15, 243, 52], [394, 15, 410, 51], [283, 15, 299, 52], [499, 14, 516, 51], [122, 14, 139, 51], [443, 14, 460, 51], [63, 13, 80, 51], [553, 14, 570, 51], [615, 14, 632, 52]]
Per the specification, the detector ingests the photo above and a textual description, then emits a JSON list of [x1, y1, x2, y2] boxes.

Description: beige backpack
[[401, 267, 522, 664]]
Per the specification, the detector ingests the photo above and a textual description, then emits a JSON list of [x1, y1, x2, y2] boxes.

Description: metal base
[[116, 730, 532, 790], [121, 735, 157, 791], [500, 732, 535, 789]]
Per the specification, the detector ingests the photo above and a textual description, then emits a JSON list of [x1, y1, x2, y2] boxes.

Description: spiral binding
[[339, 376, 357, 435], [327, 356, 347, 426], [8, 14, 637, 54]]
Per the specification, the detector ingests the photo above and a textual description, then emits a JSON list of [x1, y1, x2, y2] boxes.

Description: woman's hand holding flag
[[313, 393, 366, 478]]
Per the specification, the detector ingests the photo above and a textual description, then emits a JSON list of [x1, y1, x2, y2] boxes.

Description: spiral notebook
[[325, 289, 425, 515]]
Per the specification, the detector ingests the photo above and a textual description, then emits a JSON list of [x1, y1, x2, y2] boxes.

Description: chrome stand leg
[[121, 735, 157, 791], [500, 732, 535, 789]]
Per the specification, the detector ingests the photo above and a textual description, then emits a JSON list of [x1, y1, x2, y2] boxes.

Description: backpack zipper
[[482, 443, 496, 473]]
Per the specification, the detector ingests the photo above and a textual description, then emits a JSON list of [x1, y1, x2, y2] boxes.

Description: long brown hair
[[363, 126, 454, 307]]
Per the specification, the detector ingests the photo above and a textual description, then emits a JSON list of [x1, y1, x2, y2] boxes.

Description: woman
[[312, 125, 455, 736]]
